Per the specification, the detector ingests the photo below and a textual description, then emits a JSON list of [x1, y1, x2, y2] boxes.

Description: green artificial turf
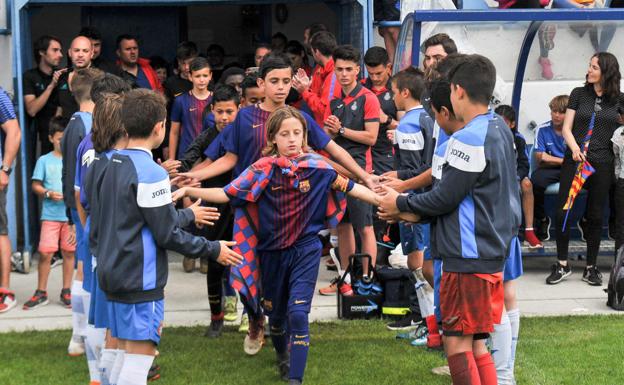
[[1, 315, 623, 385]]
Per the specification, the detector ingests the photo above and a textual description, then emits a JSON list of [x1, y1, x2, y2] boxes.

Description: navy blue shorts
[[399, 222, 426, 254], [88, 263, 110, 329], [504, 236, 523, 282], [260, 236, 321, 319], [109, 299, 164, 345]]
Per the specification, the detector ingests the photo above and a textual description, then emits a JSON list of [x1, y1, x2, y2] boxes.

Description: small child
[[240, 73, 264, 107], [612, 107, 624, 253], [495, 104, 542, 249], [169, 57, 213, 160], [23, 116, 76, 310], [178, 85, 241, 336], [95, 89, 241, 385], [173, 106, 379, 385]]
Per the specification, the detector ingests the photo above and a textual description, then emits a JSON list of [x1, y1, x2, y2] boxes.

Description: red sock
[[448, 351, 481, 385], [211, 312, 224, 321], [425, 315, 441, 348], [475, 353, 497, 385]]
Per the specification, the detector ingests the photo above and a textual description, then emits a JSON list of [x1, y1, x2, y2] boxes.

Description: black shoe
[[386, 312, 423, 331], [582, 266, 603, 286], [546, 263, 572, 284], [277, 352, 290, 382], [50, 251, 63, 268], [23, 290, 49, 310], [148, 363, 161, 382], [577, 218, 588, 242], [205, 319, 224, 338], [60, 288, 72, 308], [536, 217, 551, 241]]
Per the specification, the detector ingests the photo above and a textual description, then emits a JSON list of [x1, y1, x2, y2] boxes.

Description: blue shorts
[[260, 236, 321, 319], [109, 299, 164, 345], [433, 259, 443, 323], [399, 222, 426, 255], [88, 264, 110, 329], [71, 209, 92, 293], [503, 236, 523, 282]]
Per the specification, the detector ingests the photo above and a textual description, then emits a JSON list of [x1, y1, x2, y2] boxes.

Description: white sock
[[84, 325, 102, 382], [330, 235, 339, 248], [71, 281, 87, 338], [117, 354, 154, 385], [99, 348, 117, 385], [490, 312, 514, 385], [412, 268, 434, 317], [507, 308, 520, 376], [110, 349, 126, 385]]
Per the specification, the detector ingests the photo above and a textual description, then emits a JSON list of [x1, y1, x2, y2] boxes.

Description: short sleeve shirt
[[330, 84, 381, 169], [534, 121, 566, 158], [0, 88, 17, 161], [567, 85, 624, 163], [222, 105, 331, 177], [171, 92, 212, 159], [57, 71, 79, 121], [362, 78, 396, 174], [23, 68, 59, 136], [33, 152, 67, 221]]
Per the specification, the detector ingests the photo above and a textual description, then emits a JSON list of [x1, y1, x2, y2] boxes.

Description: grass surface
[[1, 315, 624, 385]]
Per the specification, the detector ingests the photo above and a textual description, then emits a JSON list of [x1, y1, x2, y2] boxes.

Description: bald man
[[58, 36, 94, 120]]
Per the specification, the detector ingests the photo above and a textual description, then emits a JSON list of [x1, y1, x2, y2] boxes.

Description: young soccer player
[[174, 106, 380, 385], [177, 85, 241, 336], [60, 67, 104, 357], [531, 95, 568, 240], [168, 57, 213, 161], [495, 105, 542, 248], [319, 45, 381, 294], [180, 53, 377, 354], [23, 116, 76, 310], [240, 74, 264, 107], [379, 54, 521, 385], [94, 88, 242, 385], [382, 67, 434, 335]]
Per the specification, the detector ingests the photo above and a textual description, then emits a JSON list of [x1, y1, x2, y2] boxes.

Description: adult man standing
[[23, 35, 64, 155], [116, 34, 163, 92], [78, 26, 120, 75], [57, 36, 94, 120], [0, 87, 22, 313]]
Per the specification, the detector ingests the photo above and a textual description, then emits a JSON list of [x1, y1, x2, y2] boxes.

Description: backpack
[[606, 246, 624, 310]]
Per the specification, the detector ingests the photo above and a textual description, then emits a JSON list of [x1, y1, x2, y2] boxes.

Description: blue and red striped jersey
[[171, 91, 212, 159]]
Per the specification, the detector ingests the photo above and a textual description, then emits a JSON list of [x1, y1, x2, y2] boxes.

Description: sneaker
[[182, 256, 195, 273], [582, 266, 603, 286], [60, 288, 72, 308], [410, 333, 428, 347], [339, 282, 353, 296], [431, 365, 451, 376], [23, 290, 49, 310], [545, 262, 572, 284], [577, 218, 588, 242], [199, 259, 208, 274], [205, 318, 224, 338], [386, 312, 423, 331], [244, 316, 265, 355], [239, 313, 250, 333], [0, 289, 17, 313], [67, 336, 85, 356], [535, 217, 551, 241], [539, 57, 554, 80], [524, 229, 543, 249], [224, 296, 238, 322], [148, 363, 161, 382], [319, 278, 339, 296], [50, 251, 63, 268], [288, 380, 302, 385], [277, 352, 290, 381]]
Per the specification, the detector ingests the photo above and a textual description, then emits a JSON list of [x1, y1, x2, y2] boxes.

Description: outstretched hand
[[158, 158, 182, 177], [189, 199, 220, 226], [216, 241, 244, 266], [376, 184, 401, 221], [171, 187, 187, 203]]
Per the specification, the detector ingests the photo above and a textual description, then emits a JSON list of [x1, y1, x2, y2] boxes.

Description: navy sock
[[289, 311, 310, 381], [270, 319, 288, 355]]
